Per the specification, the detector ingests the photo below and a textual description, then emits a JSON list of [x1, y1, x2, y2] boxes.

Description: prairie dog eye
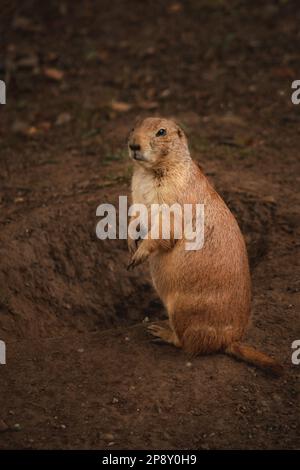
[[156, 128, 167, 137]]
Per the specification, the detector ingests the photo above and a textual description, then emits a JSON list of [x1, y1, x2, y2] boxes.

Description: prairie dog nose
[[129, 143, 141, 152]]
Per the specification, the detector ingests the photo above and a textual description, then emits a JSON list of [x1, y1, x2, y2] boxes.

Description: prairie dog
[[127, 117, 282, 376]]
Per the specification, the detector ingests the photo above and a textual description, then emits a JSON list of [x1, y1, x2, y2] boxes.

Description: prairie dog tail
[[225, 342, 284, 377]]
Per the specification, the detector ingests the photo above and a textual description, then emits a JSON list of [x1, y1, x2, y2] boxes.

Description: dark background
[[0, 0, 299, 449]]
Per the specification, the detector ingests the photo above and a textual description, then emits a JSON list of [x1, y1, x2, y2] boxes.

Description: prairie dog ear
[[174, 122, 186, 139], [177, 127, 184, 139], [168, 117, 185, 138]]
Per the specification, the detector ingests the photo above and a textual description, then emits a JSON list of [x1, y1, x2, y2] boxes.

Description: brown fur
[[127, 117, 283, 376]]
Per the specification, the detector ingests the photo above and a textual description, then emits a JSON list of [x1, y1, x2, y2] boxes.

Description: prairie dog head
[[128, 117, 190, 169]]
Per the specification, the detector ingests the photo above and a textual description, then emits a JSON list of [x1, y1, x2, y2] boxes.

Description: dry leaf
[[169, 2, 182, 13], [110, 101, 132, 112], [43, 67, 64, 81], [39, 121, 52, 131], [272, 66, 295, 79], [27, 126, 38, 136], [138, 101, 159, 110], [17, 54, 39, 70], [14, 197, 25, 203], [13, 16, 42, 32]]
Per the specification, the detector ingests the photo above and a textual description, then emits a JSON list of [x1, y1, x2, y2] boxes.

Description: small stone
[[102, 433, 114, 441], [143, 316, 150, 323], [200, 444, 210, 450], [160, 89, 171, 98], [186, 361, 192, 367], [13, 423, 21, 431], [77, 348, 84, 353], [112, 397, 119, 404], [55, 112, 72, 126], [60, 424, 66, 429]]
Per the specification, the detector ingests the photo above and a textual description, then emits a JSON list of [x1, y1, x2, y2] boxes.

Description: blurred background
[[0, 0, 299, 450]]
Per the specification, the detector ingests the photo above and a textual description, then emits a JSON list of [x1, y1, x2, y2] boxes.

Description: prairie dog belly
[[149, 225, 251, 328]]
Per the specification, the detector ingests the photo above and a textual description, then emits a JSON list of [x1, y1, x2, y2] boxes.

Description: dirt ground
[[0, 0, 299, 450]]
